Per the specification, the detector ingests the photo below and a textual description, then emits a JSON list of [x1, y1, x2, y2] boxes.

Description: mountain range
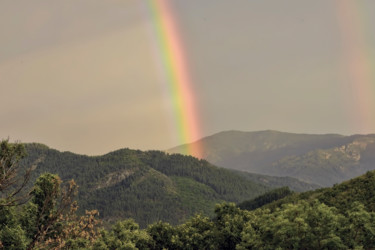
[[168, 130, 375, 186], [4, 139, 375, 248], [19, 143, 312, 227], [17, 130, 375, 227]]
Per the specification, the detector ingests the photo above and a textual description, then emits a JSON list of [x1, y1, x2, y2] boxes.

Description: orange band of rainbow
[[145, 0, 202, 157]]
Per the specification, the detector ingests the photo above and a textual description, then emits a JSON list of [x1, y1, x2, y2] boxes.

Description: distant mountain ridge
[[168, 130, 375, 186]]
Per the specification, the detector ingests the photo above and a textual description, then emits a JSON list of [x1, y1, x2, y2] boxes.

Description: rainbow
[[335, 0, 375, 134], [143, 0, 203, 157]]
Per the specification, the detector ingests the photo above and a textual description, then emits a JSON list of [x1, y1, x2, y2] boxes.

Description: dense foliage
[[238, 186, 293, 211], [0, 141, 101, 249], [91, 170, 375, 249], [231, 170, 320, 192], [265, 171, 375, 215], [2, 140, 375, 249]]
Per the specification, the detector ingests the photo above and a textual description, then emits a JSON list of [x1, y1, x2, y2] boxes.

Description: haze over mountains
[[2, 1, 375, 155], [168, 130, 375, 187]]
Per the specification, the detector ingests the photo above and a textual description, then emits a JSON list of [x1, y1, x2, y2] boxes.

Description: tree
[[93, 219, 151, 249], [304, 200, 346, 249], [174, 214, 216, 250], [0, 139, 31, 207], [213, 203, 254, 250], [0, 140, 32, 248], [27, 174, 100, 249], [0, 204, 28, 249], [340, 202, 375, 248], [147, 221, 176, 250]]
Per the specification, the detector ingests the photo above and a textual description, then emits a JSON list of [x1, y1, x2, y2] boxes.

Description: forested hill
[[20, 143, 274, 227], [263, 170, 375, 214], [226, 170, 375, 249], [168, 130, 375, 186], [3, 141, 375, 248]]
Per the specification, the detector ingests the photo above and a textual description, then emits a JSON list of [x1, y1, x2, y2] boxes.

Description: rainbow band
[[146, 0, 202, 157], [335, 0, 375, 133]]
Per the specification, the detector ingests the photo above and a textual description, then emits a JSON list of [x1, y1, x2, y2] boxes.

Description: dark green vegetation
[[168, 130, 375, 187], [231, 170, 320, 192], [20, 143, 273, 227], [263, 170, 375, 214], [237, 186, 293, 211], [0, 140, 101, 248], [2, 139, 375, 249]]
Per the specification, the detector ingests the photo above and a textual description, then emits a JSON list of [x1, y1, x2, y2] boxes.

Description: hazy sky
[[1, 0, 375, 155]]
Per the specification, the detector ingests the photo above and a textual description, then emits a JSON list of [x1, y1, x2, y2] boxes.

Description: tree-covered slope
[[95, 170, 375, 249], [231, 169, 321, 192], [263, 170, 375, 214], [20, 143, 271, 227], [168, 130, 375, 187], [237, 186, 293, 211], [4, 140, 375, 249], [239, 169, 375, 213]]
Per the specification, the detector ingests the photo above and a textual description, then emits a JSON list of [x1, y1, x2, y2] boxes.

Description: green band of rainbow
[[146, 0, 202, 157]]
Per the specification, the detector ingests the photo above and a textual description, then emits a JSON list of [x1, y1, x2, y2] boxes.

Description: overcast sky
[[1, 0, 375, 155]]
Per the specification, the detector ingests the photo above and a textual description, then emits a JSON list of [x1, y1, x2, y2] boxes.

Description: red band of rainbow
[[145, 0, 203, 158], [335, 0, 375, 133]]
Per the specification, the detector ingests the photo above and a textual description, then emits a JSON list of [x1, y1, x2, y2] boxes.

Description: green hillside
[[20, 143, 271, 227], [231, 169, 320, 192], [264, 170, 375, 214], [80, 170, 375, 249], [168, 130, 375, 187], [239, 169, 375, 213], [3, 140, 375, 249], [137, 170, 375, 249], [238, 186, 293, 210]]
